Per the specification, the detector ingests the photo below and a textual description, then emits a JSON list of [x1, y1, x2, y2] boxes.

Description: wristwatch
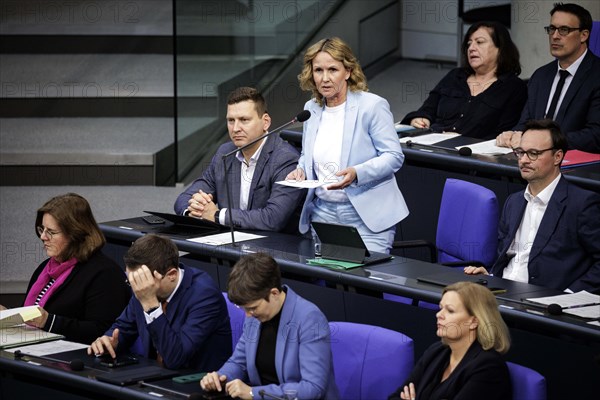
[[214, 209, 220, 223]]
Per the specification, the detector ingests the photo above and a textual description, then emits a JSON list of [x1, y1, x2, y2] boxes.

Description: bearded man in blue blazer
[[466, 120, 600, 292], [497, 3, 600, 153], [88, 234, 232, 370]]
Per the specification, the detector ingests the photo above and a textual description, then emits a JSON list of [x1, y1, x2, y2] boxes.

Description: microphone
[[258, 389, 286, 400], [547, 302, 600, 315], [14, 349, 85, 371], [221, 110, 311, 245], [405, 140, 472, 156]]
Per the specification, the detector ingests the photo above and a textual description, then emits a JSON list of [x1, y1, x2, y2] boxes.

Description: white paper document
[[457, 139, 513, 155], [399, 133, 460, 145], [0, 324, 64, 349], [526, 291, 600, 319], [187, 231, 265, 246], [6, 339, 89, 356], [0, 306, 41, 328], [276, 180, 326, 189]]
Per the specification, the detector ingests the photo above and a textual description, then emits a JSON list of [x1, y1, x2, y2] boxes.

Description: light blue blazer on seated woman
[[297, 89, 409, 234], [218, 286, 339, 399]]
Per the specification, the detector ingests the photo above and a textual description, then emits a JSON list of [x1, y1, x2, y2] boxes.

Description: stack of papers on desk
[[456, 139, 513, 155], [1, 306, 64, 349], [399, 133, 460, 145], [525, 291, 600, 319], [0, 306, 41, 327], [186, 231, 265, 246]]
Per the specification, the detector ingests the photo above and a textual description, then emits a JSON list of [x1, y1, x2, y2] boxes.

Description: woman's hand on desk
[[496, 131, 522, 148], [463, 266, 490, 275], [410, 117, 430, 129], [200, 372, 227, 392], [88, 328, 119, 358], [286, 168, 306, 181]]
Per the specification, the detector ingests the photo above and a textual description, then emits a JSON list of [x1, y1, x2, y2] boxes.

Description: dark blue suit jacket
[[491, 177, 600, 292], [107, 265, 232, 370], [388, 341, 511, 400], [219, 286, 339, 399], [174, 134, 304, 232], [515, 51, 600, 152]]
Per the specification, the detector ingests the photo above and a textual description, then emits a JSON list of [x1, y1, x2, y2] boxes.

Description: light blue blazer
[[218, 287, 339, 400], [297, 90, 409, 233]]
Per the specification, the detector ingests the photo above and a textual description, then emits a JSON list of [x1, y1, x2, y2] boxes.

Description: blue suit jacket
[[297, 90, 409, 233], [218, 287, 339, 400], [515, 50, 600, 152], [491, 177, 600, 292], [174, 134, 304, 232], [107, 265, 232, 370]]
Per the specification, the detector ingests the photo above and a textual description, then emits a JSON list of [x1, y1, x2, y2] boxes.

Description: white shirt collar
[[235, 134, 268, 166], [524, 174, 561, 205]]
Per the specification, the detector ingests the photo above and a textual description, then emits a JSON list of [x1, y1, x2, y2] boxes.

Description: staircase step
[[0, 0, 172, 36]]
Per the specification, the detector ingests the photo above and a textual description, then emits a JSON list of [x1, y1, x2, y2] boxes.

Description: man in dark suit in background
[[174, 87, 304, 232], [88, 234, 232, 370], [496, 3, 600, 153], [466, 120, 600, 292]]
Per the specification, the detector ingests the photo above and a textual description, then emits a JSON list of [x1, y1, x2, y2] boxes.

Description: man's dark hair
[[523, 119, 569, 156], [227, 86, 268, 116], [124, 234, 179, 275], [550, 3, 592, 46], [462, 21, 522, 76], [227, 253, 282, 305]]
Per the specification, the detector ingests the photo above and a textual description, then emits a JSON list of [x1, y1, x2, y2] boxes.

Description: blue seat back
[[223, 292, 246, 348], [507, 362, 547, 400], [590, 21, 600, 57], [329, 321, 414, 400], [436, 179, 498, 267]]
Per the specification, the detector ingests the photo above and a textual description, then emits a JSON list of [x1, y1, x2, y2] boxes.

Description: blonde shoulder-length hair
[[443, 281, 511, 354], [298, 37, 368, 106]]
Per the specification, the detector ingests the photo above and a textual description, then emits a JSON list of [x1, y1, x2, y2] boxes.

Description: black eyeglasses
[[513, 147, 556, 161], [544, 25, 583, 36]]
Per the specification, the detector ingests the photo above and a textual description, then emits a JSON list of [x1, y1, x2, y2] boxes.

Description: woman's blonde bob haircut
[[443, 281, 511, 354], [298, 37, 368, 106]]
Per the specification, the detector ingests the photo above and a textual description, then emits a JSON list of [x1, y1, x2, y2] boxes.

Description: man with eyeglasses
[[466, 119, 600, 292], [496, 3, 600, 153]]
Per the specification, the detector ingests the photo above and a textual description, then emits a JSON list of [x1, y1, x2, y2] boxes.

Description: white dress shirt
[[545, 50, 587, 119], [503, 174, 561, 282]]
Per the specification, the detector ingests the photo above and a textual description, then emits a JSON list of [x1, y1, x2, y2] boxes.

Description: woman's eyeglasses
[[36, 226, 62, 239]]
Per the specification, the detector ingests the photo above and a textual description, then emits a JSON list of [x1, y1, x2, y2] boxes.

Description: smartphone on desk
[[142, 215, 165, 225], [97, 354, 139, 368]]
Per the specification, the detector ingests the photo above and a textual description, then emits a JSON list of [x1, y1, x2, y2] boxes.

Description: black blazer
[[514, 50, 600, 152], [388, 341, 511, 400], [25, 251, 131, 344]]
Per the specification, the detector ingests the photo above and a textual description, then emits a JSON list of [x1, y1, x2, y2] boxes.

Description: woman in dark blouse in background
[[401, 21, 526, 139]]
